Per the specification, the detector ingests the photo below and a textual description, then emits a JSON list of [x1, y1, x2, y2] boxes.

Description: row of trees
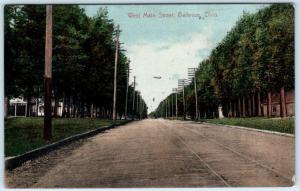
[[154, 4, 294, 119], [5, 5, 147, 119]]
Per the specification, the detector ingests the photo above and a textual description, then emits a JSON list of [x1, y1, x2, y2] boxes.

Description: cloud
[[126, 27, 213, 113]]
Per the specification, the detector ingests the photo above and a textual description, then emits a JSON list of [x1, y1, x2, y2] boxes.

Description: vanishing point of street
[[6, 119, 294, 188]]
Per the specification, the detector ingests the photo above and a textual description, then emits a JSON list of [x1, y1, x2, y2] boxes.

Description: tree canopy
[[154, 4, 294, 119], [5, 5, 147, 119]]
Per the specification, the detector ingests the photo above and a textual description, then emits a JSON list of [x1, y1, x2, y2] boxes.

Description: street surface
[[6, 119, 294, 188]]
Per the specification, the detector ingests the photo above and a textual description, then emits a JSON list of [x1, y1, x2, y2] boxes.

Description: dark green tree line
[[4, 5, 147, 119], [155, 4, 294, 119]]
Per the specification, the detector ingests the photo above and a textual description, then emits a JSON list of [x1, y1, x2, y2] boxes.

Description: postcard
[[3, 3, 295, 188]]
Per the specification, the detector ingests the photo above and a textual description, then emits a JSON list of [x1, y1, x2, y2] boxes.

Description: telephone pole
[[139, 94, 142, 119], [132, 76, 136, 119], [178, 79, 186, 120], [44, 5, 53, 140], [171, 94, 173, 119], [183, 86, 185, 120], [173, 88, 178, 119], [113, 25, 119, 121], [176, 90, 178, 119], [125, 60, 130, 119], [168, 98, 170, 118], [137, 92, 139, 119], [188, 68, 198, 120]]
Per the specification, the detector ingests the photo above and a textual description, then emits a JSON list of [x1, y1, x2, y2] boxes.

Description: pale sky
[[81, 4, 269, 113]]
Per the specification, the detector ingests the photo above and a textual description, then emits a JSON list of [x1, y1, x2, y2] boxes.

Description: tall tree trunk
[[96, 107, 99, 118], [62, 97, 66, 117], [36, 97, 40, 117], [80, 102, 84, 118], [54, 97, 59, 117], [66, 97, 71, 118], [94, 107, 96, 118], [242, 96, 246, 117], [233, 101, 236, 117], [229, 102, 232, 118], [280, 86, 287, 118], [72, 104, 76, 118], [109, 110, 112, 119], [238, 98, 241, 117], [71, 100, 73, 117], [267, 92, 272, 118], [69, 98, 72, 117], [76, 105, 79, 118], [226, 102, 229, 117], [26, 95, 31, 117], [252, 94, 255, 116], [100, 107, 103, 119], [257, 92, 262, 116], [73, 105, 77, 118], [90, 104, 93, 118], [248, 96, 252, 117]]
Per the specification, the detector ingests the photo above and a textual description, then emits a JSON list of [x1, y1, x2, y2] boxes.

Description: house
[[6, 97, 64, 117], [7, 97, 27, 117], [262, 90, 295, 117]]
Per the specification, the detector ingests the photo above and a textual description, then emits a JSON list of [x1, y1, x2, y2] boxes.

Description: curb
[[200, 122, 295, 137], [5, 120, 132, 171]]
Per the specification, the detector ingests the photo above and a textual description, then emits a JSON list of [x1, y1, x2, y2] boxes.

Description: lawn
[[201, 117, 294, 134], [5, 117, 123, 157]]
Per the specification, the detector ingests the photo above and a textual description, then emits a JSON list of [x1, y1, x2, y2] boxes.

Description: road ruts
[[162, 120, 294, 186], [6, 119, 294, 188]]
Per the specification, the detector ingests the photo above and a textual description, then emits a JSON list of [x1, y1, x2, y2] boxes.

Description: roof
[[9, 97, 27, 104]]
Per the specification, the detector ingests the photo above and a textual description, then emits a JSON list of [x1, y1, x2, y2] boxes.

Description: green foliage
[[155, 4, 294, 119], [4, 5, 147, 118]]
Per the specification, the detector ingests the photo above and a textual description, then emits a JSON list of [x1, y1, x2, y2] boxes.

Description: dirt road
[[6, 119, 295, 188]]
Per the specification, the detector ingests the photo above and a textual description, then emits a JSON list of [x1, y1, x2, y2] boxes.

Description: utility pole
[[173, 88, 178, 120], [171, 94, 173, 119], [176, 90, 178, 119], [183, 87, 185, 120], [125, 60, 130, 119], [44, 5, 53, 140], [113, 25, 119, 121], [178, 79, 186, 120], [168, 98, 170, 118], [132, 76, 136, 119], [194, 78, 198, 119], [136, 92, 139, 119], [139, 95, 142, 119], [188, 68, 198, 120]]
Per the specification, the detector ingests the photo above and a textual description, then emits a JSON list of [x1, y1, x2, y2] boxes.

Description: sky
[[81, 4, 270, 113]]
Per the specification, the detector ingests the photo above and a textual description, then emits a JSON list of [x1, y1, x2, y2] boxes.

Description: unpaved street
[[6, 119, 295, 188]]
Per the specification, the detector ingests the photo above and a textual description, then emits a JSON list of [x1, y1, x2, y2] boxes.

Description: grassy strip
[[200, 117, 294, 134], [5, 117, 123, 157]]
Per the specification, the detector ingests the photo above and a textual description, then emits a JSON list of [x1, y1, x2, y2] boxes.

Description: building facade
[[262, 90, 295, 117]]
